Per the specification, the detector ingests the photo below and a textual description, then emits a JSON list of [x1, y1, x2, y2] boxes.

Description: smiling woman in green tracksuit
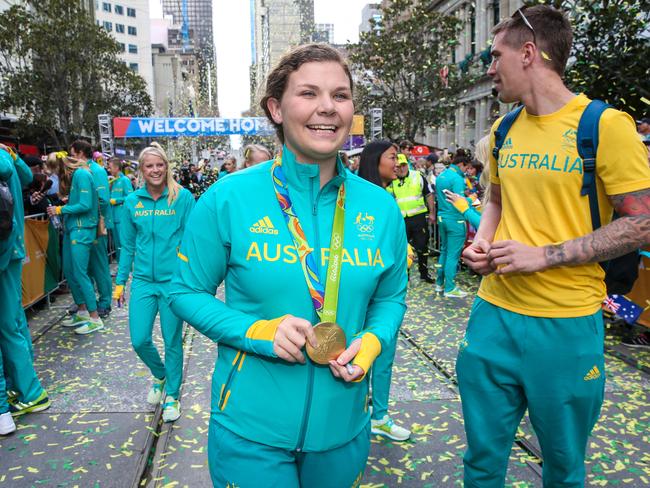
[[113, 143, 194, 423], [170, 44, 407, 488], [47, 154, 104, 334], [108, 157, 133, 260]]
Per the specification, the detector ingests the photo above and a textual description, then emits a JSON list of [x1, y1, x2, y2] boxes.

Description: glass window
[[118, 43, 125, 52], [129, 63, 139, 72], [128, 44, 138, 54], [102, 2, 111, 13], [128, 26, 137, 35], [103, 21, 112, 32], [115, 5, 123, 15], [116, 24, 124, 33], [127, 7, 136, 17]]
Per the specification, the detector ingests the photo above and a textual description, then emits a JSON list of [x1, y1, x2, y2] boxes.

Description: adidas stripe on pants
[[456, 297, 605, 488]]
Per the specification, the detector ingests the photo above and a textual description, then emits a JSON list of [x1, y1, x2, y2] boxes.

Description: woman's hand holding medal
[[328, 338, 364, 382], [273, 315, 319, 364]]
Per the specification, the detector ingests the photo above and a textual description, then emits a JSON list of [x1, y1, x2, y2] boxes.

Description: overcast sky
[[149, 0, 371, 119]]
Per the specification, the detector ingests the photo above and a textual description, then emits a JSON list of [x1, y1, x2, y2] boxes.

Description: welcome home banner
[[113, 117, 275, 138]]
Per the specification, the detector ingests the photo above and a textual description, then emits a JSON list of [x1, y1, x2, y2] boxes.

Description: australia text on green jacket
[[169, 146, 408, 452]]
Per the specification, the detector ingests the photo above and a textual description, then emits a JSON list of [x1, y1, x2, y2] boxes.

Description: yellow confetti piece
[[641, 97, 650, 106], [27, 467, 39, 474]]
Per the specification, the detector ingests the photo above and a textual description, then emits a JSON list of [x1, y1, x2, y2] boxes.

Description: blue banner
[[113, 117, 275, 138]]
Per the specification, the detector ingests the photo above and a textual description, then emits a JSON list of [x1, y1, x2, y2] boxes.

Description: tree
[[558, 0, 650, 118], [348, 0, 465, 141], [0, 0, 152, 148]]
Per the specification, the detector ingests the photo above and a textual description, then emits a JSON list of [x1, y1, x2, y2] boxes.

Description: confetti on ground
[[1, 265, 648, 486]]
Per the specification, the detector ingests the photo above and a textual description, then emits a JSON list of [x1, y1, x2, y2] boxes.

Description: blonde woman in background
[[112, 143, 195, 422], [243, 144, 273, 168]]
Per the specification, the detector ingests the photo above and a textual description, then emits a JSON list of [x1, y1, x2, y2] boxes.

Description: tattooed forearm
[[545, 188, 650, 267], [546, 216, 650, 266]]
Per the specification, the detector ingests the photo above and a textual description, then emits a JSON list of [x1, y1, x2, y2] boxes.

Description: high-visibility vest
[[387, 170, 427, 218]]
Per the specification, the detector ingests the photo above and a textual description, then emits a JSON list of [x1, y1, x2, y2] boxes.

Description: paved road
[[1, 270, 649, 487]]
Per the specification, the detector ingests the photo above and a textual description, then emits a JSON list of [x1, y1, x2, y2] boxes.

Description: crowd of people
[[1, 5, 650, 488]]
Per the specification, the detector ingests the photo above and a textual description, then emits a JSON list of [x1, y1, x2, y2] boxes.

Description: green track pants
[[457, 298, 605, 487], [129, 279, 183, 399], [370, 331, 398, 420], [208, 418, 369, 487], [436, 218, 467, 293], [63, 229, 97, 312], [89, 235, 112, 309], [0, 259, 43, 404]]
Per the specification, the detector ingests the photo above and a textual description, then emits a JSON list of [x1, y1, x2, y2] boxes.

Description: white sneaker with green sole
[[0, 412, 16, 435], [162, 399, 181, 422], [371, 415, 411, 441], [74, 317, 104, 335], [61, 312, 90, 327], [444, 288, 468, 298], [147, 377, 166, 406]]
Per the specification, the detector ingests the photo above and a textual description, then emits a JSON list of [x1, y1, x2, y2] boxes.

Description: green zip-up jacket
[[435, 164, 467, 219], [89, 160, 114, 230], [109, 173, 133, 223], [0, 149, 32, 271], [116, 185, 195, 285], [170, 146, 408, 452], [61, 168, 98, 233]]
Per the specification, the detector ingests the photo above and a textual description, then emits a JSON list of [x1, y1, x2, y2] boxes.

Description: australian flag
[[603, 295, 644, 325]]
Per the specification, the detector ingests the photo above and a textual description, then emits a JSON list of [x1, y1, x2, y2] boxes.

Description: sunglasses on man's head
[[514, 8, 552, 61]]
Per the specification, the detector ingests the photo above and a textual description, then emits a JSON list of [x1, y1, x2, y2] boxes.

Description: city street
[[1, 270, 648, 487]]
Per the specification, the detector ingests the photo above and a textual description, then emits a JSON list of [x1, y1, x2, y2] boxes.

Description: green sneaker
[[6, 390, 18, 401], [444, 288, 468, 298], [371, 415, 411, 441], [162, 399, 181, 422], [9, 390, 51, 417], [147, 377, 166, 406], [61, 312, 90, 328], [74, 316, 104, 335]]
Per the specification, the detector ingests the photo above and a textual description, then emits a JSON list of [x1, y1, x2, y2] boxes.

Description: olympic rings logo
[[357, 224, 374, 233]]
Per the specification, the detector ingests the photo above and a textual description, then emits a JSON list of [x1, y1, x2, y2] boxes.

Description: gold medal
[[306, 322, 347, 365]]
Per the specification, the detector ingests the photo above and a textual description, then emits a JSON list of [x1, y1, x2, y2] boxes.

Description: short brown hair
[[493, 5, 572, 76], [260, 43, 353, 143]]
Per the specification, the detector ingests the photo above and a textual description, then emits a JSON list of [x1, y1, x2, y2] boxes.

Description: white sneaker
[[147, 377, 166, 406], [162, 398, 181, 423], [61, 311, 90, 327], [74, 316, 104, 335], [434, 284, 444, 293], [371, 415, 411, 441], [0, 412, 16, 435], [444, 288, 468, 298]]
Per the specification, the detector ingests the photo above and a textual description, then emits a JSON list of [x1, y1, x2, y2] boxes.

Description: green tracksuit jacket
[[170, 146, 408, 452], [89, 161, 113, 230], [61, 168, 98, 232], [109, 173, 133, 224], [435, 164, 467, 220], [0, 150, 32, 271], [116, 186, 195, 285]]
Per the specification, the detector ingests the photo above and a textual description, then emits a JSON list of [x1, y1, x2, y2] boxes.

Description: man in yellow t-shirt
[[457, 5, 650, 488]]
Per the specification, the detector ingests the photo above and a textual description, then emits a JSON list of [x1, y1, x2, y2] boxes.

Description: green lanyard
[[271, 156, 346, 323]]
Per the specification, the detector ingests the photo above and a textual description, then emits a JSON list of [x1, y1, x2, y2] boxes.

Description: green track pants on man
[[89, 235, 112, 309], [436, 218, 466, 293], [457, 298, 605, 488], [129, 279, 183, 399], [62, 229, 97, 312], [208, 418, 369, 488], [0, 259, 44, 404]]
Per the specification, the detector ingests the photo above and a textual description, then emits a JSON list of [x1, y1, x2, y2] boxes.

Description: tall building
[[95, 1, 154, 99], [250, 0, 314, 110], [422, 0, 522, 150], [161, 0, 218, 114], [313, 23, 334, 44], [359, 3, 381, 34]]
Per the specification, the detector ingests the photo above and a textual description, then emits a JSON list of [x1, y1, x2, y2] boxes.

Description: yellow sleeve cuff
[[55, 206, 63, 215], [112, 284, 124, 300], [245, 315, 288, 342], [352, 332, 382, 382], [453, 198, 470, 214], [110, 198, 117, 205], [7, 147, 17, 161]]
